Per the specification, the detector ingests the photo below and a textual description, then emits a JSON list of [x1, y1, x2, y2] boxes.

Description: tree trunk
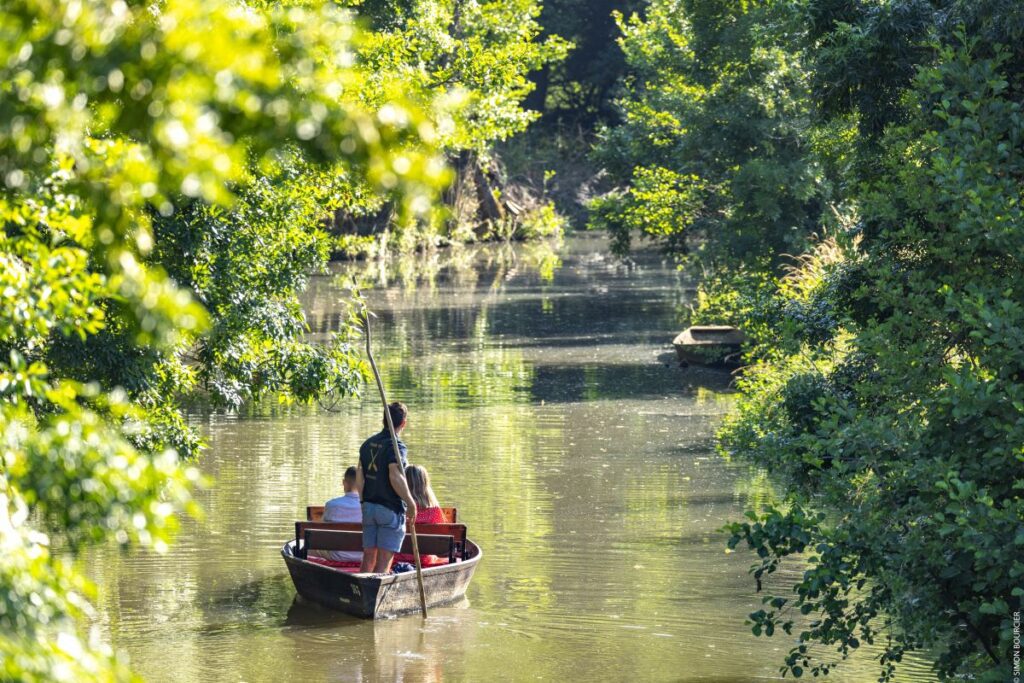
[[525, 64, 550, 113], [472, 159, 504, 222]]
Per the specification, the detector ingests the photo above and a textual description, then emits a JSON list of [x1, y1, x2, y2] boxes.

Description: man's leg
[[360, 503, 379, 573], [374, 549, 396, 574], [374, 507, 405, 573], [360, 547, 378, 573]]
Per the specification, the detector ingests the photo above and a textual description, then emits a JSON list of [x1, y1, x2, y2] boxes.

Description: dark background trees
[[526, 0, 644, 124]]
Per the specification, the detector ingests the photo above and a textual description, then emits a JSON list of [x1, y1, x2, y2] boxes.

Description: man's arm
[[355, 464, 365, 502], [388, 463, 417, 518]]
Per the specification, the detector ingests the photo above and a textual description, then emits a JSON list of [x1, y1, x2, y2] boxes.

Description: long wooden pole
[[363, 310, 428, 618]]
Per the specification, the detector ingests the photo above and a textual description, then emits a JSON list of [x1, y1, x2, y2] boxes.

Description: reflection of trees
[[412, 404, 560, 617], [322, 238, 564, 298], [301, 240, 566, 372], [730, 466, 777, 512], [78, 234, 933, 682], [380, 348, 534, 409]]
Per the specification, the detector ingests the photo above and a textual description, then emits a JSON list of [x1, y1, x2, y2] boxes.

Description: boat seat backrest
[[303, 530, 455, 562], [295, 521, 467, 556], [411, 523, 468, 558], [306, 505, 457, 523]]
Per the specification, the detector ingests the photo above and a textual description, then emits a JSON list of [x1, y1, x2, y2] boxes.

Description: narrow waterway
[[83, 234, 934, 681]]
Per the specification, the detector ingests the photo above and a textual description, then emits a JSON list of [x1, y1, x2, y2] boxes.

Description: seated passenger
[[315, 466, 362, 563], [324, 466, 362, 523], [395, 464, 447, 566], [405, 464, 445, 524]]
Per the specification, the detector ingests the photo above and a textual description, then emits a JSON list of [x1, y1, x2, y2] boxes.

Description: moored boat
[[281, 522, 481, 618], [672, 325, 745, 366]]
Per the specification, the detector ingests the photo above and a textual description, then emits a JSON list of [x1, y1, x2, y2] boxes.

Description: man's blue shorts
[[361, 501, 406, 553]]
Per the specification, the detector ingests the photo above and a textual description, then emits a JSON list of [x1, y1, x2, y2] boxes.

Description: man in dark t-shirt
[[355, 402, 418, 573]]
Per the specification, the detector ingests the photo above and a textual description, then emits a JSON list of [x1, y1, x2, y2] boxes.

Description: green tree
[[584, 0, 1024, 678], [350, 0, 570, 249], [719, 9, 1024, 680], [0, 0, 440, 678], [590, 0, 828, 261]]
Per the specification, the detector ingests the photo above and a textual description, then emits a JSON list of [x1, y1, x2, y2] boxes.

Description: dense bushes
[[598, 0, 1024, 679], [590, 0, 828, 261]]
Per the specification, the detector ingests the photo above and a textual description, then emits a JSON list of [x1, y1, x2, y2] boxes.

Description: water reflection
[[82, 234, 934, 682]]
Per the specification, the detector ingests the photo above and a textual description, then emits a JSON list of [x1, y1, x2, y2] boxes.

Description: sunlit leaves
[[3, 392, 200, 552], [355, 0, 569, 155], [0, 0, 443, 679], [589, 166, 705, 254], [0, 509, 122, 682]]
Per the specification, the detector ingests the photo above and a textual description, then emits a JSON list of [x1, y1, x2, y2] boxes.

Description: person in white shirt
[[318, 466, 362, 562]]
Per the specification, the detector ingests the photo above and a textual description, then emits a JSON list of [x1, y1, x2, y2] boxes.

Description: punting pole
[[363, 309, 428, 618]]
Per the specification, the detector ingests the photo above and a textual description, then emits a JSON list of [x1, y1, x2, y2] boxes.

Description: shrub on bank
[[597, 1, 1024, 678]]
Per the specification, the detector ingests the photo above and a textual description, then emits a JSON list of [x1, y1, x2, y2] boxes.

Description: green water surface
[[83, 234, 934, 682]]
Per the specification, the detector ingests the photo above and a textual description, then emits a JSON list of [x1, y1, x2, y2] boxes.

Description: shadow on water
[[172, 573, 297, 639], [527, 364, 737, 404], [282, 596, 472, 629], [283, 596, 365, 629], [206, 573, 290, 610], [332, 288, 681, 348]]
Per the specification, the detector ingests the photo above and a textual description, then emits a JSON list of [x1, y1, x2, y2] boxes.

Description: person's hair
[[384, 401, 408, 429], [405, 464, 439, 509], [343, 466, 357, 483]]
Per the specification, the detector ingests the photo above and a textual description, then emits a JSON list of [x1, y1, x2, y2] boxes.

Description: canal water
[[83, 234, 934, 681]]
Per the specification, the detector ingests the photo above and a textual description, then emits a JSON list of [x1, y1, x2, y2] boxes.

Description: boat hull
[[672, 326, 745, 367], [673, 343, 742, 366], [281, 539, 481, 618]]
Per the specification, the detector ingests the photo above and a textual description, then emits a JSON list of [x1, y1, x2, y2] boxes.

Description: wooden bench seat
[[306, 505, 457, 523], [301, 529, 456, 563], [294, 521, 468, 558]]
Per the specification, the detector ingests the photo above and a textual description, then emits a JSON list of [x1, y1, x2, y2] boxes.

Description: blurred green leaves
[[0, 0, 449, 679]]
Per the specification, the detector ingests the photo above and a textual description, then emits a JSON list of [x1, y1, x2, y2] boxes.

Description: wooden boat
[[672, 325, 745, 366], [281, 521, 481, 618]]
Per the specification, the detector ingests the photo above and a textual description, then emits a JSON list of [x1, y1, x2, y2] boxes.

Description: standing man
[[355, 402, 418, 574]]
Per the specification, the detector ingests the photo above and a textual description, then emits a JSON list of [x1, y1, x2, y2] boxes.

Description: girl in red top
[[395, 465, 446, 566], [406, 464, 444, 524]]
